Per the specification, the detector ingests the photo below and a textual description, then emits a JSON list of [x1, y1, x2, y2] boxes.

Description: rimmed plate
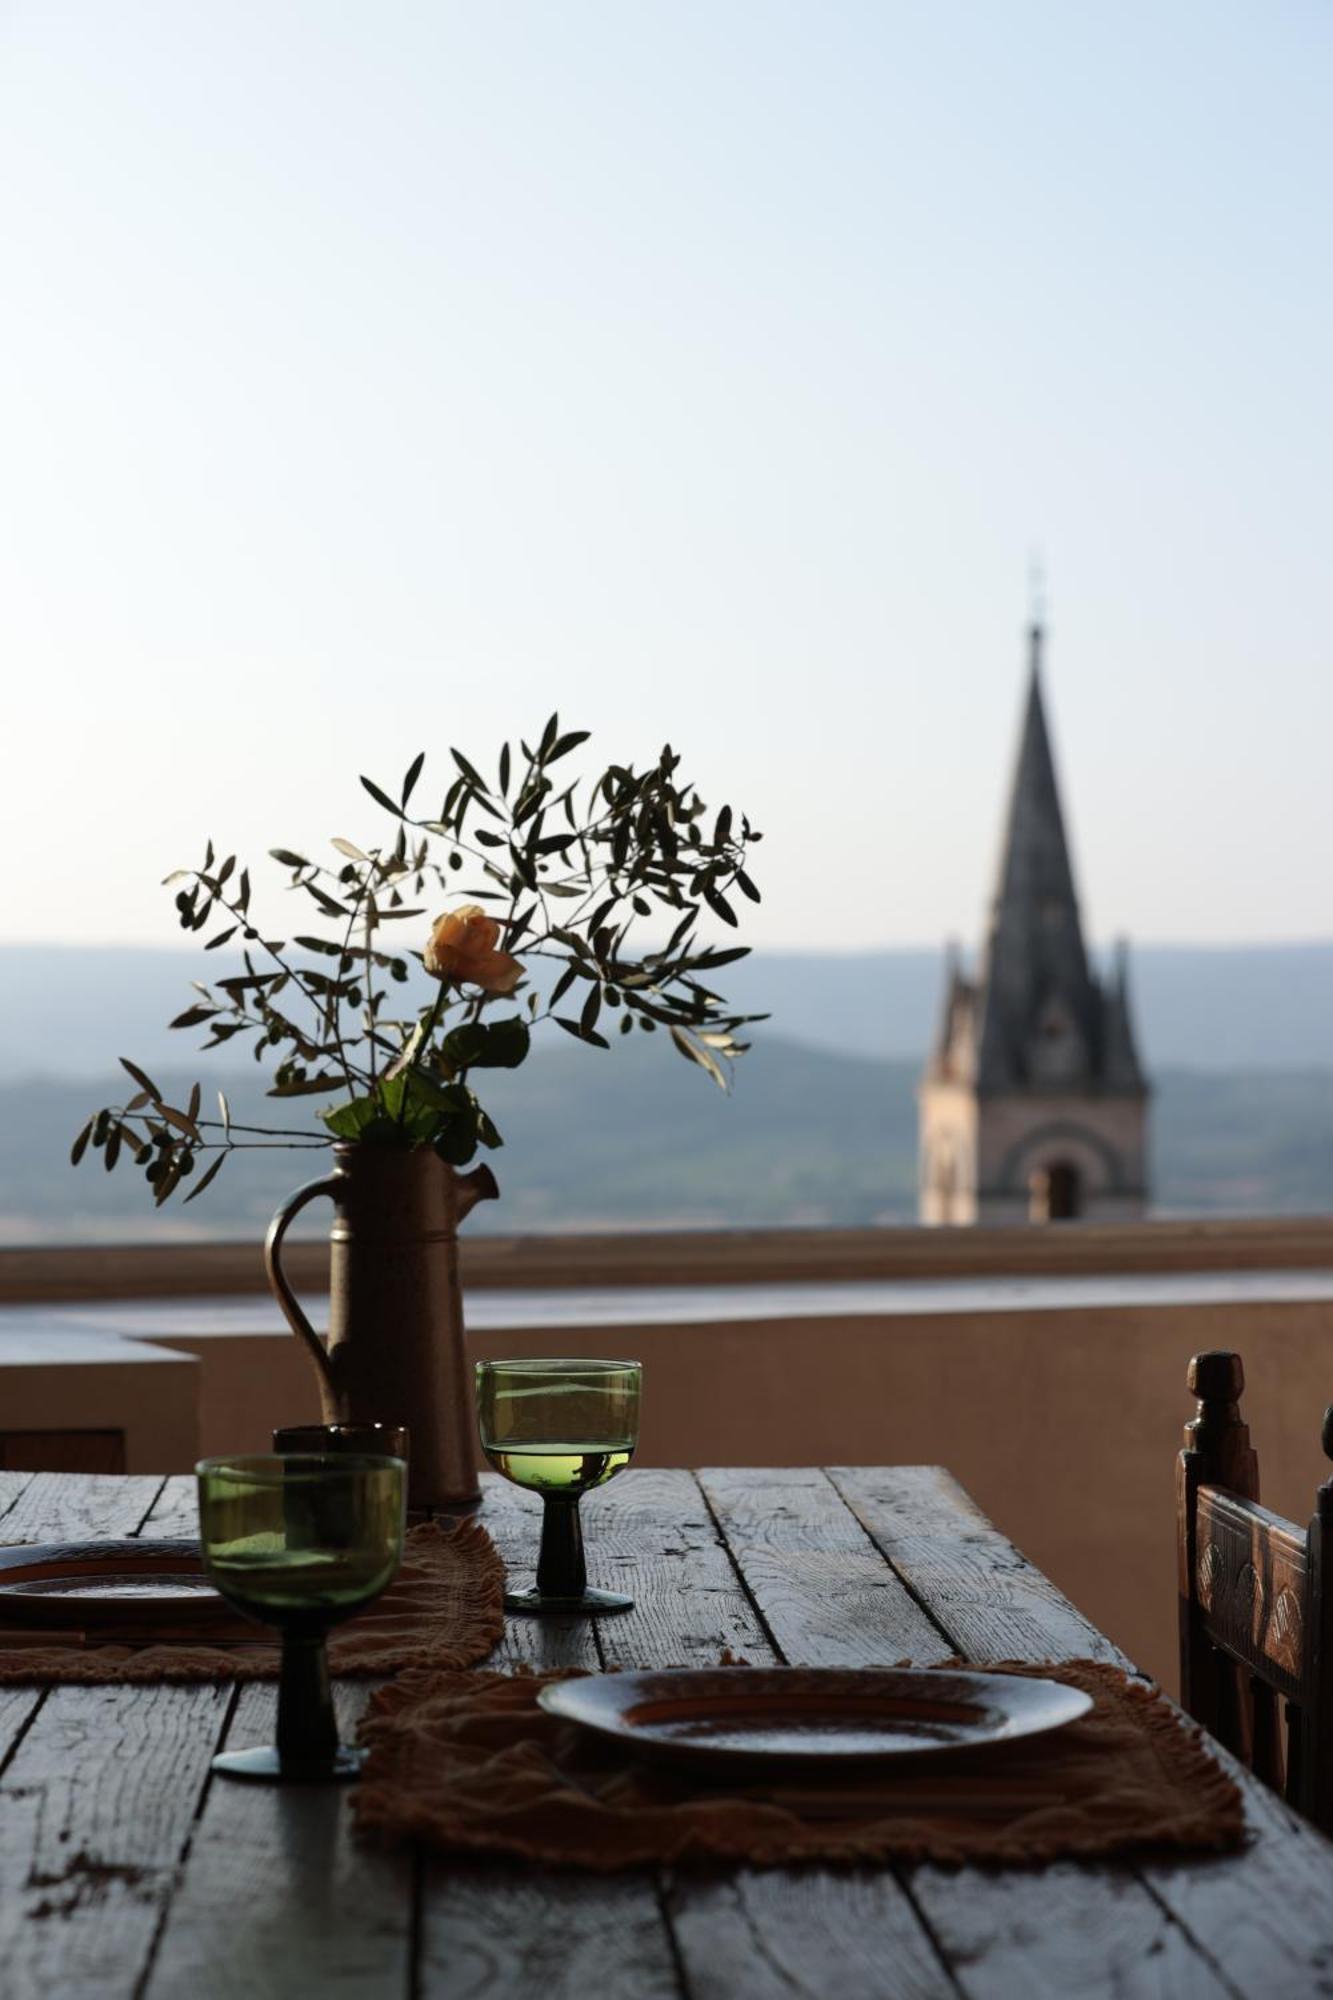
[[0, 1540, 230, 1632], [538, 1666, 1092, 1767]]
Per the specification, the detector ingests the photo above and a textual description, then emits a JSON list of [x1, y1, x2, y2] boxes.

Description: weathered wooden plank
[[698, 1466, 952, 1666], [0, 1688, 44, 1773], [140, 1474, 198, 1539], [597, 1471, 948, 2000], [829, 1464, 1124, 1666], [1143, 1771, 1333, 1998], [912, 1860, 1233, 1998], [446, 1473, 946, 2000], [0, 1471, 166, 1544], [702, 1467, 1231, 2000], [144, 1682, 412, 2000], [0, 1679, 230, 1999], [477, 1476, 601, 1670], [419, 1868, 680, 2000], [446, 1477, 684, 1995], [665, 1869, 959, 2000], [0, 1473, 35, 1522], [586, 1468, 771, 1671], [835, 1464, 1333, 1999]]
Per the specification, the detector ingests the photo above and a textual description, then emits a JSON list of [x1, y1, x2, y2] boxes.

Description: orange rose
[[423, 905, 523, 994]]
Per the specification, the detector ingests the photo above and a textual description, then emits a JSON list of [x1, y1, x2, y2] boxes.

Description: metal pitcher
[[264, 1142, 497, 1510]]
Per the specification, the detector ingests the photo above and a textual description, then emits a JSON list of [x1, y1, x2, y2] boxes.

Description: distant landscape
[[2, 943, 1332, 1242]]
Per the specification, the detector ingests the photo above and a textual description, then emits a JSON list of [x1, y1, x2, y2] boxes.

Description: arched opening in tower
[[1029, 1160, 1082, 1222]]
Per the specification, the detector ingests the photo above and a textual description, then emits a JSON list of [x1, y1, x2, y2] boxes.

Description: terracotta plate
[[538, 1666, 1092, 1766], [0, 1541, 231, 1631]]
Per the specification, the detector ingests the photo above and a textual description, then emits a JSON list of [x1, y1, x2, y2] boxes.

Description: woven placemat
[[0, 1518, 505, 1684], [354, 1659, 1245, 1869]]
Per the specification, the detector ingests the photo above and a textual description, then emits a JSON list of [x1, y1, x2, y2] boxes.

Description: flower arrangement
[[72, 719, 762, 1205]]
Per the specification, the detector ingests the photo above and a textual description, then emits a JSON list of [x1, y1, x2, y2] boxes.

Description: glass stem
[[277, 1628, 340, 1770], [537, 1496, 586, 1599]]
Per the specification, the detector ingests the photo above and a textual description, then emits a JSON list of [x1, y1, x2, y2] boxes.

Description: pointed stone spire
[[975, 620, 1096, 1089], [919, 606, 1150, 1225], [1102, 937, 1149, 1092]]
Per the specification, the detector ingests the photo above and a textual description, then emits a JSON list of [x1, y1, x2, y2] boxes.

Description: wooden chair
[[1178, 1349, 1333, 1831]]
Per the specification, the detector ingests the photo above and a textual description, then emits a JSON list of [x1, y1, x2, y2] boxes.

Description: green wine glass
[[476, 1358, 641, 1615], [196, 1452, 406, 1783]]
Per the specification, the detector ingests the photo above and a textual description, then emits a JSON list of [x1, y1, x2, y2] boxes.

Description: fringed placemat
[[354, 1659, 1245, 1869], [0, 1519, 505, 1684]]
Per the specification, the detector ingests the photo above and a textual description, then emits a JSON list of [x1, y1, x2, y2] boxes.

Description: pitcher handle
[[264, 1172, 343, 1415]]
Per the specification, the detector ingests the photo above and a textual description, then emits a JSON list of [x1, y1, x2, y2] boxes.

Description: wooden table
[[0, 1466, 1330, 1999]]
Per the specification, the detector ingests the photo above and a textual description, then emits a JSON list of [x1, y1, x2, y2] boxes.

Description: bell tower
[[918, 620, 1150, 1225]]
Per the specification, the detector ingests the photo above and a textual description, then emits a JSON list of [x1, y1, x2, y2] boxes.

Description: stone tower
[[918, 622, 1150, 1224]]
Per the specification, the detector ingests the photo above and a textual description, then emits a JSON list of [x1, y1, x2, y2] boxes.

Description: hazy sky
[[3, 1, 1330, 957]]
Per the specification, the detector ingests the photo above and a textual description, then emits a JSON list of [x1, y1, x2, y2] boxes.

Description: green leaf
[[119, 1057, 161, 1101], [268, 1072, 346, 1097], [735, 869, 761, 903], [451, 748, 488, 791], [689, 945, 750, 971], [321, 1096, 384, 1140], [182, 1152, 227, 1204], [158, 1103, 203, 1142], [170, 1005, 216, 1030], [269, 848, 308, 868], [204, 926, 239, 951], [498, 743, 511, 795], [400, 751, 425, 807], [332, 837, 371, 862], [548, 729, 591, 762], [554, 1015, 610, 1051], [360, 775, 403, 817], [669, 1025, 729, 1089], [70, 1119, 93, 1167], [442, 1016, 530, 1071], [300, 884, 349, 919], [433, 1121, 479, 1167]]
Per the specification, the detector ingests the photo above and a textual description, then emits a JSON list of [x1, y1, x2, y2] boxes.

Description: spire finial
[[1027, 548, 1046, 630], [1027, 553, 1047, 685]]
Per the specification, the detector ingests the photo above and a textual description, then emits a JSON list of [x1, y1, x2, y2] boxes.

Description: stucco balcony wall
[[5, 1234, 1333, 1691]]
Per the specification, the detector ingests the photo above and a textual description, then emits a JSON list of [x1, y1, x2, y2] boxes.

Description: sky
[[2, 0, 1331, 956]]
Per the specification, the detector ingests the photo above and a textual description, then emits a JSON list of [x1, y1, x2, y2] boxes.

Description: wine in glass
[[196, 1452, 406, 1782], [476, 1358, 640, 1615]]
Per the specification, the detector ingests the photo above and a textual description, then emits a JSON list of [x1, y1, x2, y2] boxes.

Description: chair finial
[[1188, 1351, 1245, 1405], [1321, 1406, 1333, 1465]]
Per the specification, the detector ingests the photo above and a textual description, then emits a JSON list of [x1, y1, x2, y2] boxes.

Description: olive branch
[[73, 718, 764, 1205]]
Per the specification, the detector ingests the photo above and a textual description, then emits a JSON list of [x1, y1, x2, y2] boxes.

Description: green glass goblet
[[196, 1452, 406, 1783], [476, 1357, 641, 1615]]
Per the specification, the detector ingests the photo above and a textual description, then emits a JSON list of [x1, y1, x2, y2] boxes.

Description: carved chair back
[[1178, 1350, 1333, 1830]]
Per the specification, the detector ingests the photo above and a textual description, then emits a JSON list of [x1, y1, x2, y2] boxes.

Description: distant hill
[[2, 941, 1332, 1080], [4, 1034, 1333, 1244]]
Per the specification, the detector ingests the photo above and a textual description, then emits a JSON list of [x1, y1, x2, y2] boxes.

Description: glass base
[[505, 1584, 634, 1617], [211, 1745, 366, 1784]]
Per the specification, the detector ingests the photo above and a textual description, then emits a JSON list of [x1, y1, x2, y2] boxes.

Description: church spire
[[918, 605, 1150, 1224], [975, 618, 1094, 1089]]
